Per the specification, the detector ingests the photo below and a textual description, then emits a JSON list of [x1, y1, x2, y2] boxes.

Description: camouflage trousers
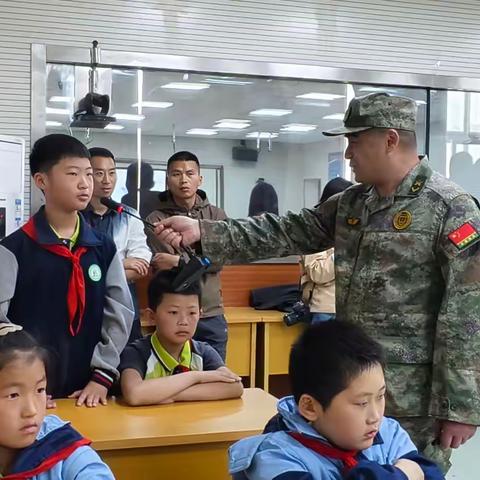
[[397, 417, 451, 473]]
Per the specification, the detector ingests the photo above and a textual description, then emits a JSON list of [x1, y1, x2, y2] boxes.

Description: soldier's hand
[[154, 216, 200, 250], [439, 420, 477, 449]]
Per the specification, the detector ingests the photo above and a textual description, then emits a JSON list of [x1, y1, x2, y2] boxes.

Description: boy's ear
[[33, 172, 48, 191], [298, 394, 323, 423], [145, 308, 156, 323]]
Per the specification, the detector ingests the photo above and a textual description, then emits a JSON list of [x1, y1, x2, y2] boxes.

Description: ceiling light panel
[[131, 101, 173, 108], [296, 93, 345, 101], [113, 113, 145, 121], [186, 128, 218, 136], [246, 132, 279, 139], [249, 109, 292, 117], [161, 82, 210, 91]]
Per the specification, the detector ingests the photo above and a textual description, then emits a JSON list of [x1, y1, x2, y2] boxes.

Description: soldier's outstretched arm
[[154, 197, 337, 265], [199, 200, 337, 265], [430, 194, 480, 429]]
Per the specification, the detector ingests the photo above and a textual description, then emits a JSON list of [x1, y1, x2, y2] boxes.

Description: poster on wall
[[328, 152, 344, 180]]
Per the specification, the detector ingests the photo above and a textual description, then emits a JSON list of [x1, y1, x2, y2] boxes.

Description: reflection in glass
[[431, 90, 480, 200], [45, 64, 434, 222]]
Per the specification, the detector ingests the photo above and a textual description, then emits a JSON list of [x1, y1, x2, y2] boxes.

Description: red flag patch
[[448, 222, 479, 250]]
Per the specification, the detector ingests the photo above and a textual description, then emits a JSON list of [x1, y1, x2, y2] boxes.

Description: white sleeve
[[125, 215, 152, 263]]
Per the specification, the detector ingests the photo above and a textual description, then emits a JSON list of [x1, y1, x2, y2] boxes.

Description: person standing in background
[[301, 177, 353, 324], [84, 147, 151, 342], [146, 151, 228, 361]]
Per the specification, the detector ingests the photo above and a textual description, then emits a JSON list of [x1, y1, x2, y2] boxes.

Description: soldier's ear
[[385, 129, 400, 152]]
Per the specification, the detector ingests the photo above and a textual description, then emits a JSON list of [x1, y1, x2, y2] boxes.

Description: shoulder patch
[[448, 222, 480, 250]]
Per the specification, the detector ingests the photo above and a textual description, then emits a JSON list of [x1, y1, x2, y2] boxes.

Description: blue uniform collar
[[32, 206, 103, 247], [277, 396, 384, 447]]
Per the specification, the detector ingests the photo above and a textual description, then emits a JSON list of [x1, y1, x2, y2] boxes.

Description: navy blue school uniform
[[0, 207, 134, 398]]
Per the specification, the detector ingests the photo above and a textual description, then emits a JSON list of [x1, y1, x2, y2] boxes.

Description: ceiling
[[46, 65, 427, 144]]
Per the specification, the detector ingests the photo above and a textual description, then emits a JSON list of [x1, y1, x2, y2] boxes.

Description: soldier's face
[[167, 161, 203, 202], [302, 363, 386, 451], [345, 130, 390, 184]]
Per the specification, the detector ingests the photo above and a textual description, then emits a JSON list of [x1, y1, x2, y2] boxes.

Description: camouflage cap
[[323, 92, 418, 136]]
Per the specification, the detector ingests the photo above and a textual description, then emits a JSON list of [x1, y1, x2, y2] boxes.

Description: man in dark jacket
[[146, 151, 228, 360]]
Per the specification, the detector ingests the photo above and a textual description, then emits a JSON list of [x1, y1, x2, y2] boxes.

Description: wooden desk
[[224, 307, 262, 386], [260, 312, 305, 392], [54, 388, 277, 480]]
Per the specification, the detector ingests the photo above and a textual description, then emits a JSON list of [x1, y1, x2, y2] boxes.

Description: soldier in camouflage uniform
[[155, 93, 480, 472]]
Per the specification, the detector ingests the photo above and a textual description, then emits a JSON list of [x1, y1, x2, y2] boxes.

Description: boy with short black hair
[[229, 321, 444, 479], [0, 134, 134, 407], [119, 270, 243, 406]]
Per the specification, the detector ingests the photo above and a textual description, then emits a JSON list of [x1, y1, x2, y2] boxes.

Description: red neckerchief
[[288, 431, 359, 472], [22, 218, 88, 336], [2, 438, 91, 480], [172, 365, 191, 375]]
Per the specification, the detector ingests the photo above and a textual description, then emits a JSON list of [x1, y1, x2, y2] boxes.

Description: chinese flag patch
[[448, 222, 479, 250]]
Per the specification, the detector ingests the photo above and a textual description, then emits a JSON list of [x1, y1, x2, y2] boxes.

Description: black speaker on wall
[[232, 141, 258, 162]]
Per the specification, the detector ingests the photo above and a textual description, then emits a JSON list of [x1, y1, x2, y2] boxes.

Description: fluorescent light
[[214, 119, 251, 129], [132, 101, 173, 109], [296, 101, 331, 108], [113, 113, 145, 121], [296, 93, 344, 101], [186, 128, 218, 136], [204, 77, 253, 86], [104, 124, 125, 130], [46, 121, 62, 127], [323, 114, 344, 120], [46, 107, 70, 115], [359, 86, 398, 93], [49, 96, 73, 103], [246, 132, 279, 139], [281, 123, 317, 133], [249, 109, 292, 117], [161, 82, 210, 91]]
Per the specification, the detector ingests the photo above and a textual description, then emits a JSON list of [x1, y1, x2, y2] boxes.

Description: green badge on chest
[[88, 264, 102, 282]]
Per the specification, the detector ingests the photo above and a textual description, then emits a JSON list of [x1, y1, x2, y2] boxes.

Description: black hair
[[89, 147, 115, 162], [147, 270, 201, 311], [125, 162, 154, 191], [318, 177, 353, 205], [289, 320, 385, 409], [30, 134, 90, 175], [0, 327, 48, 372], [167, 151, 200, 172]]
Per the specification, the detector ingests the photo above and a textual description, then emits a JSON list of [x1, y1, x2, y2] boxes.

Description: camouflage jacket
[[200, 157, 480, 424]]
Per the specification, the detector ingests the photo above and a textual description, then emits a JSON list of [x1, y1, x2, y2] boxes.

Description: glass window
[[44, 64, 432, 222], [430, 90, 480, 199]]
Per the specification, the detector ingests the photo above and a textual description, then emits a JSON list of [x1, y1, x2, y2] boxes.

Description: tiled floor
[[446, 431, 478, 479]]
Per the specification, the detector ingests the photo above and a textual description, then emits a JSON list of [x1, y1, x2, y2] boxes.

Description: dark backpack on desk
[[249, 284, 301, 312]]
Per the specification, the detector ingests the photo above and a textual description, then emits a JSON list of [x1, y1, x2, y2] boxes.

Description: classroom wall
[[3, 0, 480, 213]]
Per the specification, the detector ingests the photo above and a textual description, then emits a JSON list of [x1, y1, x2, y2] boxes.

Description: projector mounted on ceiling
[[70, 40, 116, 129]]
